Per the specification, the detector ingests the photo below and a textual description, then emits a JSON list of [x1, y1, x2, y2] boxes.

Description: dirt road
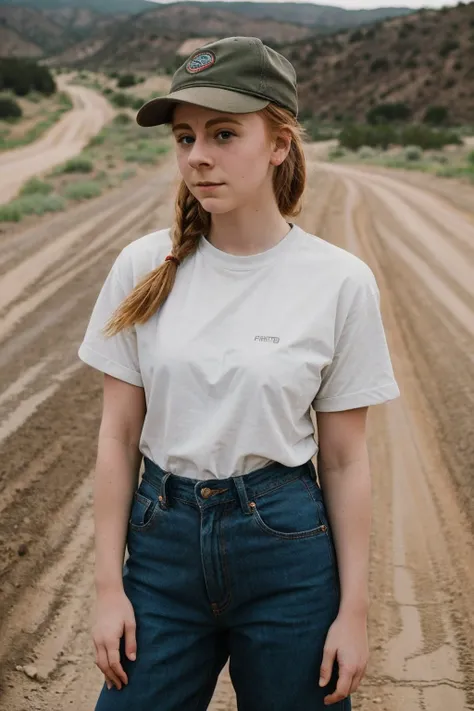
[[0, 146, 473, 711], [0, 77, 115, 205]]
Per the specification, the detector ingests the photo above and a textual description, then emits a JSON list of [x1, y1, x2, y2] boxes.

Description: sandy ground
[[0, 76, 115, 205], [0, 134, 474, 711]]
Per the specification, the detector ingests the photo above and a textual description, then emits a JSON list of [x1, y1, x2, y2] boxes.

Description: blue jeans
[[94, 456, 351, 711]]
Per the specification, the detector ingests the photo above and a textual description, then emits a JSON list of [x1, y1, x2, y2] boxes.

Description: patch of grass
[[0, 91, 73, 151], [0, 193, 65, 222], [19, 177, 54, 196], [62, 180, 102, 200], [52, 156, 94, 174]]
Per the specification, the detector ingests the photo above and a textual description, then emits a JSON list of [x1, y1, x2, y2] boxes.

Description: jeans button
[[201, 487, 212, 499]]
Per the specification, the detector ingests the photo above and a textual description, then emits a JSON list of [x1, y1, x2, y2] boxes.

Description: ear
[[269, 129, 292, 166]]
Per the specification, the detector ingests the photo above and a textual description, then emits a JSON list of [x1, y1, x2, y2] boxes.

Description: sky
[[148, 0, 460, 7]]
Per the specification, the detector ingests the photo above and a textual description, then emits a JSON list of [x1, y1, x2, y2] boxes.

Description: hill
[[0, 0, 150, 13], [166, 1, 414, 30], [281, 2, 474, 125]]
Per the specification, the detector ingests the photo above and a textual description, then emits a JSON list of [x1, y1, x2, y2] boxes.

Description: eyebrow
[[171, 117, 243, 133]]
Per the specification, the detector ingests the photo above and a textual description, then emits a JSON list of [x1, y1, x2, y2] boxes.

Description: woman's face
[[171, 103, 289, 215]]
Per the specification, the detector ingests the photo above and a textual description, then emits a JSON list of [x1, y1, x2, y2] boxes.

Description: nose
[[187, 136, 213, 169]]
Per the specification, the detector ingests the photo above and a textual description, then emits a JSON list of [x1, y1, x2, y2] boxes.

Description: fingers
[[94, 641, 127, 690], [108, 647, 129, 687], [124, 619, 137, 662], [319, 645, 335, 688], [322, 663, 356, 705]]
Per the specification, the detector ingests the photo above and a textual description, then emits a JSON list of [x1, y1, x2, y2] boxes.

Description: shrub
[[467, 150, 474, 165], [19, 177, 53, 196], [339, 124, 397, 151], [0, 194, 65, 222], [349, 30, 364, 43], [404, 145, 423, 161], [370, 58, 390, 73], [328, 146, 347, 159], [0, 96, 22, 119], [367, 102, 412, 125], [113, 112, 132, 125], [0, 58, 56, 97], [63, 181, 102, 200], [117, 73, 137, 88], [423, 106, 449, 125], [439, 39, 460, 57], [56, 157, 94, 174], [358, 145, 377, 159], [431, 152, 449, 164]]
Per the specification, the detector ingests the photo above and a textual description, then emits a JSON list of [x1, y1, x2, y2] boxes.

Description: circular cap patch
[[186, 51, 216, 74]]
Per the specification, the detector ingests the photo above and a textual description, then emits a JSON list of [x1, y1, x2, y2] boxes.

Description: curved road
[[0, 76, 115, 205], [0, 144, 473, 711]]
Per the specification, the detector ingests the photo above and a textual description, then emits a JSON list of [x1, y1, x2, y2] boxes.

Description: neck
[[206, 202, 290, 257]]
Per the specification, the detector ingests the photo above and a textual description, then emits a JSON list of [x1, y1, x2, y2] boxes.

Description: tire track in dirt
[[0, 77, 115, 205], [313, 160, 474, 710], [0, 149, 473, 711]]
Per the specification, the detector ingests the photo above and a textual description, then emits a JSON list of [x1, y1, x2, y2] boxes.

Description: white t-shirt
[[78, 223, 400, 480]]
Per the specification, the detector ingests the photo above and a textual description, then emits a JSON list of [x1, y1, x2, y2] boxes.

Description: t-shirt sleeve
[[77, 252, 143, 387], [312, 266, 400, 412]]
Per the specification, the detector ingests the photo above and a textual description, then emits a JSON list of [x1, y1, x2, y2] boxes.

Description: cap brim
[[136, 87, 270, 127]]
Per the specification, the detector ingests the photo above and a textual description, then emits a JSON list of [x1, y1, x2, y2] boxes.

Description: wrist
[[338, 599, 369, 619], [95, 577, 124, 596]]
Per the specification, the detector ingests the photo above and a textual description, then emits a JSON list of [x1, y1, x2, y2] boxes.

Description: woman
[[78, 36, 400, 711]]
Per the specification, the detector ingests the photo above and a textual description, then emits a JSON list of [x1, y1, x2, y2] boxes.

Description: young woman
[[78, 36, 400, 711]]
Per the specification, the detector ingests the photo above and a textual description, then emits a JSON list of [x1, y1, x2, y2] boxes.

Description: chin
[[198, 198, 236, 214]]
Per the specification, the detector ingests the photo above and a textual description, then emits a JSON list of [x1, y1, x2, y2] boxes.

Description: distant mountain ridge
[[0, 0, 415, 25]]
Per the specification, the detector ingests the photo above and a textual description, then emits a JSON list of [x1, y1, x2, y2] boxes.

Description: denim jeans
[[94, 456, 351, 711]]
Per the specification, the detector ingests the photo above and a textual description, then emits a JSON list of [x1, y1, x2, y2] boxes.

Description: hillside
[[282, 2, 474, 125], [171, 1, 414, 30], [44, 4, 314, 70], [0, 0, 151, 13]]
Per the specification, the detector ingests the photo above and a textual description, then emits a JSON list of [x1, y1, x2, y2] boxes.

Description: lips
[[197, 182, 223, 186]]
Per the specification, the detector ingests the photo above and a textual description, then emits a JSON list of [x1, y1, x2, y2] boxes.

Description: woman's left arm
[[315, 405, 372, 705]]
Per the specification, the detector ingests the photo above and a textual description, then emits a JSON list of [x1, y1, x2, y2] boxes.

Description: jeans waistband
[[142, 456, 320, 515]]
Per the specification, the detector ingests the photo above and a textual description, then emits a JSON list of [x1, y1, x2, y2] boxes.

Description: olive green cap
[[136, 36, 298, 127]]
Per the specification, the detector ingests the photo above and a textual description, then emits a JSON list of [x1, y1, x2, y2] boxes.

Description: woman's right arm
[[92, 373, 146, 690]]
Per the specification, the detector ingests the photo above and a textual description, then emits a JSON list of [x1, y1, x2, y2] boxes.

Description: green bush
[[113, 112, 133, 125], [467, 151, 474, 165], [423, 106, 449, 125], [431, 152, 449, 164], [117, 73, 137, 88], [56, 157, 94, 174], [0, 96, 22, 119], [339, 124, 397, 150], [0, 58, 56, 97], [0, 193, 65, 222], [400, 125, 461, 149], [404, 145, 423, 161], [358, 145, 377, 159], [370, 58, 390, 72], [367, 102, 412, 125], [439, 39, 460, 57], [19, 177, 53, 196], [63, 181, 102, 200], [328, 146, 347, 159]]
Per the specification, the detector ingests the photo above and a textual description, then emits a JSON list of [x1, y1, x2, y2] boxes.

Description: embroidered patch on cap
[[186, 50, 216, 74]]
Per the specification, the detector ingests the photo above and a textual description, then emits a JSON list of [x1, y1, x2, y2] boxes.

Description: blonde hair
[[103, 103, 307, 337]]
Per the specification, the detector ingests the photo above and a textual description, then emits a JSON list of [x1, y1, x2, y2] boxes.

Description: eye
[[216, 130, 235, 141], [176, 135, 194, 145]]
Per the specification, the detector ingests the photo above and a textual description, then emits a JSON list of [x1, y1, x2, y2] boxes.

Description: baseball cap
[[136, 36, 298, 127]]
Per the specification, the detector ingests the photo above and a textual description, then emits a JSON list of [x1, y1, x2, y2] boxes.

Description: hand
[[319, 611, 369, 705], [92, 589, 137, 690]]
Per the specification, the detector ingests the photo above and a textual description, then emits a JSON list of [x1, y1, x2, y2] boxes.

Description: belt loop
[[159, 471, 173, 509], [233, 475, 253, 515]]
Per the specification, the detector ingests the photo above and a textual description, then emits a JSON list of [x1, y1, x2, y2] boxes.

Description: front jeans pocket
[[249, 476, 328, 540], [128, 478, 163, 532]]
